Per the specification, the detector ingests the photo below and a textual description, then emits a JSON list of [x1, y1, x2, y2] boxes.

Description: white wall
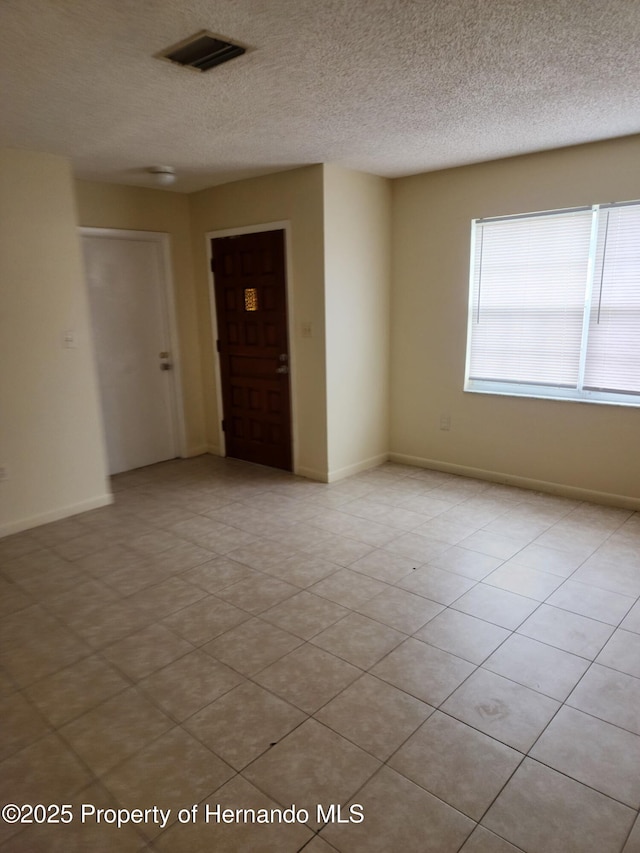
[[391, 135, 640, 506], [323, 165, 392, 480], [0, 150, 111, 535]]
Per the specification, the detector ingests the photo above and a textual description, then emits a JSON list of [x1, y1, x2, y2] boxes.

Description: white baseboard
[[184, 445, 209, 458], [206, 445, 221, 456], [389, 452, 640, 510], [326, 452, 390, 484], [0, 492, 114, 538], [295, 466, 329, 483]]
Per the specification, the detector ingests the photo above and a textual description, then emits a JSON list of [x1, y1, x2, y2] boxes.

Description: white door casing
[[81, 229, 184, 475]]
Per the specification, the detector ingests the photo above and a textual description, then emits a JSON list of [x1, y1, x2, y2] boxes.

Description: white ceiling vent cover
[[157, 30, 246, 72]]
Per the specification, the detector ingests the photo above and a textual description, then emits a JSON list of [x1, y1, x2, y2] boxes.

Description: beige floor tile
[[356, 586, 443, 633], [139, 650, 244, 721], [442, 668, 559, 751], [301, 533, 374, 567], [572, 555, 640, 599], [382, 532, 450, 563], [349, 548, 417, 583], [3, 782, 147, 852], [44, 579, 120, 619], [102, 727, 234, 838], [451, 584, 539, 630], [506, 542, 585, 578], [260, 553, 340, 588], [254, 644, 361, 713], [415, 609, 510, 664], [341, 498, 429, 532], [309, 569, 389, 609], [530, 705, 640, 807], [623, 814, 640, 853], [60, 687, 173, 776], [0, 691, 50, 760], [482, 758, 635, 853], [180, 557, 258, 593], [102, 623, 194, 681], [483, 634, 590, 700], [186, 681, 305, 769], [429, 546, 503, 580], [0, 626, 92, 687], [398, 565, 476, 605], [162, 595, 250, 645], [546, 579, 635, 625], [202, 617, 303, 675], [596, 628, 640, 678], [389, 711, 522, 820], [371, 637, 475, 705], [64, 598, 155, 648], [315, 673, 432, 760], [303, 836, 341, 852], [310, 613, 405, 669], [621, 599, 640, 634], [321, 765, 474, 853], [567, 663, 640, 735], [483, 562, 563, 601], [413, 515, 475, 543], [517, 603, 614, 659], [309, 509, 400, 547], [459, 826, 525, 852], [243, 719, 380, 822], [125, 576, 208, 619], [457, 531, 526, 561], [214, 574, 299, 614], [153, 774, 313, 853], [260, 591, 350, 640], [0, 735, 93, 844], [25, 655, 129, 727]]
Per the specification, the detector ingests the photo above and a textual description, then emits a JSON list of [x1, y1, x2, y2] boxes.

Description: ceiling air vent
[[157, 30, 246, 72]]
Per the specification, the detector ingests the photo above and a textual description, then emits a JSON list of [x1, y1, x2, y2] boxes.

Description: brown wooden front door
[[211, 229, 292, 471]]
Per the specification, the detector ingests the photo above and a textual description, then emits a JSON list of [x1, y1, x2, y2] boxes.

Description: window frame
[[464, 201, 640, 408]]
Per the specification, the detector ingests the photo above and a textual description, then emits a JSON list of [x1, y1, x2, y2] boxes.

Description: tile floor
[[1, 456, 639, 852]]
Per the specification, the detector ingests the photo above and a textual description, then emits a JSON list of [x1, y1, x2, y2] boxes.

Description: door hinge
[[221, 419, 226, 432]]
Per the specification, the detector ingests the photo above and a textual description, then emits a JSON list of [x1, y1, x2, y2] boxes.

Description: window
[[465, 201, 640, 406]]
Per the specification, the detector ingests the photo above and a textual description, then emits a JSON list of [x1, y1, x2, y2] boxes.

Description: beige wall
[[189, 166, 329, 479], [391, 135, 640, 505], [323, 165, 391, 480], [0, 151, 111, 535], [74, 180, 206, 455]]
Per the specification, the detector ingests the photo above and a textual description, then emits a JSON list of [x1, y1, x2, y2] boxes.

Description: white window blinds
[[466, 201, 640, 406]]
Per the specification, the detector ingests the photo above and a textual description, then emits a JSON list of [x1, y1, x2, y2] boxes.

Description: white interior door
[[81, 231, 179, 475]]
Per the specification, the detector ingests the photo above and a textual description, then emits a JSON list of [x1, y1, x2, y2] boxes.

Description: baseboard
[[0, 492, 114, 538], [184, 445, 209, 458], [295, 466, 329, 483], [389, 452, 640, 510], [326, 452, 390, 484], [206, 445, 221, 456]]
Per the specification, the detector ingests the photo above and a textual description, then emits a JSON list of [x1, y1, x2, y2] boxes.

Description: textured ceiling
[[1, 0, 640, 193]]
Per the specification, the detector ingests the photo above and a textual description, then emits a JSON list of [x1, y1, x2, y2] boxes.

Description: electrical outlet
[[440, 414, 451, 431], [0, 466, 7, 482], [301, 322, 313, 338]]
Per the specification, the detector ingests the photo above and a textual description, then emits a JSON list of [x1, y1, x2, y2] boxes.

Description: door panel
[[212, 229, 292, 470], [82, 234, 178, 475]]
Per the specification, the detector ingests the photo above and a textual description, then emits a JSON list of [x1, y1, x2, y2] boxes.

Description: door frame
[[206, 221, 298, 472], [79, 227, 187, 464]]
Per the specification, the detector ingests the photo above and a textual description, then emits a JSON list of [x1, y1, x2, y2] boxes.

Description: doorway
[[81, 229, 183, 475], [210, 228, 293, 471]]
